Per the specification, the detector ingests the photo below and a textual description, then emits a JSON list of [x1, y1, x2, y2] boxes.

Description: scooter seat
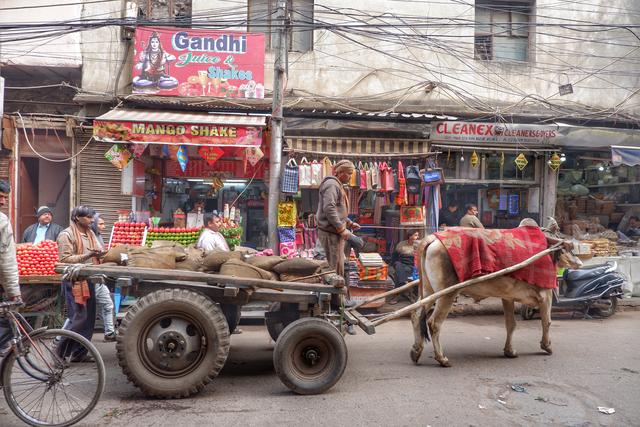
[[564, 264, 612, 282]]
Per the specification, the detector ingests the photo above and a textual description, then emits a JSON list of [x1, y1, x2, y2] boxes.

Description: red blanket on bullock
[[433, 226, 557, 289]]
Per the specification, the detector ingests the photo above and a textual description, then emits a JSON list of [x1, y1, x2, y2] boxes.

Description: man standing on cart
[[0, 180, 21, 355], [317, 160, 360, 279]]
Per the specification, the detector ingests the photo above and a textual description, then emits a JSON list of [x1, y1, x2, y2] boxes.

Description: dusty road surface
[[1, 311, 639, 426]]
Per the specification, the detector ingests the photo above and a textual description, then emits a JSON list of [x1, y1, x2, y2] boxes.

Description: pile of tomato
[[146, 227, 202, 246], [17, 240, 59, 276], [110, 222, 147, 248]]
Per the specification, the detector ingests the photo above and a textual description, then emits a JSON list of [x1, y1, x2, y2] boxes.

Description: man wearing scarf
[[57, 205, 104, 361], [317, 160, 361, 278]]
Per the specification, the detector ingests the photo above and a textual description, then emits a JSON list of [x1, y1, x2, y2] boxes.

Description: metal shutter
[[76, 128, 130, 234]]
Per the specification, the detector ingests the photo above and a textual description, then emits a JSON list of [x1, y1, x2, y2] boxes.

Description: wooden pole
[[283, 270, 335, 282], [350, 279, 419, 310], [370, 243, 563, 327]]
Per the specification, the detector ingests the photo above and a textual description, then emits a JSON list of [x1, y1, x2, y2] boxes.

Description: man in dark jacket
[[22, 206, 63, 244], [317, 160, 360, 278]]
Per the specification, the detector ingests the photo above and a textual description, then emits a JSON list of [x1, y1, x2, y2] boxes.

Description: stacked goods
[[16, 241, 59, 276], [110, 222, 146, 248], [582, 239, 618, 257], [219, 225, 243, 250], [146, 227, 202, 247], [349, 252, 393, 308]]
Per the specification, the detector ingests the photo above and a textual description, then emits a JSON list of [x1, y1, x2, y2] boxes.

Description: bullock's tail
[[416, 235, 438, 342]]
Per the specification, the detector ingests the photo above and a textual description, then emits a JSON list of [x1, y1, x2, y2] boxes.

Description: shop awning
[[93, 108, 267, 147], [612, 145, 640, 166], [285, 137, 431, 157]]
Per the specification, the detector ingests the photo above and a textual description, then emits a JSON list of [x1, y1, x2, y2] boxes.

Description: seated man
[[197, 212, 229, 252], [622, 216, 640, 237], [22, 206, 63, 244]]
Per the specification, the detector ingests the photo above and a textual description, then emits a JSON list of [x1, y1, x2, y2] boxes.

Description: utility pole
[[267, 0, 287, 251]]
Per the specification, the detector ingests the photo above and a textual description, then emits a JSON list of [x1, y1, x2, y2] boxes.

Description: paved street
[[2, 311, 639, 426]]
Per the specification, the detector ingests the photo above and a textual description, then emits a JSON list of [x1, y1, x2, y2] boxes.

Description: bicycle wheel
[[2, 329, 105, 427]]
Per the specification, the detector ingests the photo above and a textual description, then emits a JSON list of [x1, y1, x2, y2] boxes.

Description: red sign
[[431, 121, 559, 144], [198, 146, 224, 166], [93, 120, 262, 147], [165, 158, 267, 179], [132, 27, 265, 99]]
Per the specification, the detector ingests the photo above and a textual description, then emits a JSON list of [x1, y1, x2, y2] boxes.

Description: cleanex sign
[[132, 27, 265, 99], [431, 121, 560, 144]]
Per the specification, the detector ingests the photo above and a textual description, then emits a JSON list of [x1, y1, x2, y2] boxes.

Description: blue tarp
[[611, 145, 640, 166]]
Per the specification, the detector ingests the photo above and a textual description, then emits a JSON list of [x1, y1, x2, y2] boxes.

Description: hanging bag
[[281, 158, 299, 194], [405, 164, 422, 194], [422, 168, 445, 186], [365, 163, 373, 191], [359, 161, 367, 191], [277, 201, 297, 227], [371, 162, 380, 191], [380, 162, 394, 192], [310, 160, 323, 188], [349, 167, 358, 187], [322, 157, 333, 179], [298, 157, 311, 188]]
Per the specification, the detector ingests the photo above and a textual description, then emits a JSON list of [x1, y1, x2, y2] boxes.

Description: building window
[[248, 0, 314, 53], [475, 0, 532, 62], [135, 0, 192, 27]]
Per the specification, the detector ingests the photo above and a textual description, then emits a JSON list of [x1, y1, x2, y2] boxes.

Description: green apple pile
[[146, 227, 202, 246]]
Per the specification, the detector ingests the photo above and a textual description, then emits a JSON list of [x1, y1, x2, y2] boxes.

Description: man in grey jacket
[[316, 160, 360, 278], [22, 206, 63, 244], [0, 180, 22, 354]]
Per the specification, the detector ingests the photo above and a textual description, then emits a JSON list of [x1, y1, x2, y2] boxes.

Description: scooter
[[521, 261, 625, 320]]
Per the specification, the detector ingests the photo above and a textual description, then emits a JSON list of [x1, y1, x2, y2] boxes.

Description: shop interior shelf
[[586, 181, 640, 188]]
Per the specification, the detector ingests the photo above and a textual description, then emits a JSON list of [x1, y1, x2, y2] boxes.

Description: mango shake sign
[[132, 27, 265, 98]]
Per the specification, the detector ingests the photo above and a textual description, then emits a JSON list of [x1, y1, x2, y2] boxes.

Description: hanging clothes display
[[396, 160, 407, 206]]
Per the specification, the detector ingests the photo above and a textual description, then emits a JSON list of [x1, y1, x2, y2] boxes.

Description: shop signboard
[[93, 119, 263, 147], [431, 121, 560, 144], [165, 159, 267, 179], [131, 26, 265, 98]]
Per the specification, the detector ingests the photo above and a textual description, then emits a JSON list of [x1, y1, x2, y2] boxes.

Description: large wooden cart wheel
[[116, 289, 230, 398], [273, 317, 347, 395]]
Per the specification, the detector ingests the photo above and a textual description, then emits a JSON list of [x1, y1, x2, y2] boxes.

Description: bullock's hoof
[[541, 342, 553, 355], [410, 347, 422, 365], [504, 349, 518, 358], [436, 356, 451, 367]]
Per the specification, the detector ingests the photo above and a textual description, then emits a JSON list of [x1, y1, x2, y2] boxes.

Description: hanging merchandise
[[167, 145, 180, 161], [500, 152, 505, 166], [422, 168, 444, 186], [281, 158, 299, 194], [177, 145, 189, 172], [303, 214, 318, 250], [198, 146, 224, 166], [104, 144, 132, 170], [279, 241, 298, 258], [322, 157, 333, 179], [277, 226, 296, 243], [471, 150, 479, 168], [245, 146, 264, 166], [359, 162, 367, 191], [405, 164, 422, 194], [299, 157, 312, 188], [371, 162, 380, 191], [380, 162, 394, 192], [130, 143, 148, 159], [310, 159, 323, 187], [515, 153, 529, 171], [548, 153, 561, 171], [396, 160, 407, 205], [277, 201, 297, 227], [349, 167, 358, 187], [400, 206, 425, 226], [365, 162, 373, 191]]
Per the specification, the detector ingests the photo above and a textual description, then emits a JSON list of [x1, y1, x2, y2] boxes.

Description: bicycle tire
[[2, 329, 105, 427]]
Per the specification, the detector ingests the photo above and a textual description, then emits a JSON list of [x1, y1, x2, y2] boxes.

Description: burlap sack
[[103, 245, 133, 265], [279, 272, 322, 284], [174, 246, 205, 271], [202, 251, 243, 272], [273, 258, 321, 276], [245, 255, 286, 271], [219, 258, 273, 281], [126, 247, 176, 269], [151, 240, 187, 261]]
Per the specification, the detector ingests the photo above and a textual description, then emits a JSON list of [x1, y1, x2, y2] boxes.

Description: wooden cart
[[18, 274, 64, 328], [55, 264, 349, 398]]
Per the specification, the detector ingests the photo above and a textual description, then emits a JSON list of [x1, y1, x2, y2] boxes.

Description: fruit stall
[[16, 241, 64, 327]]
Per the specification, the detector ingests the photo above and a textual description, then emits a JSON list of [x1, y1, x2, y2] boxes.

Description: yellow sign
[[471, 150, 479, 168], [548, 153, 561, 171], [515, 153, 528, 171]]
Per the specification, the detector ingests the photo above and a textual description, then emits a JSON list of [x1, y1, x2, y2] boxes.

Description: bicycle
[[0, 300, 105, 427]]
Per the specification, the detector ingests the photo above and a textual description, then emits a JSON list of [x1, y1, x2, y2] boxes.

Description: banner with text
[[132, 26, 265, 98], [431, 121, 560, 144], [93, 119, 262, 147]]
